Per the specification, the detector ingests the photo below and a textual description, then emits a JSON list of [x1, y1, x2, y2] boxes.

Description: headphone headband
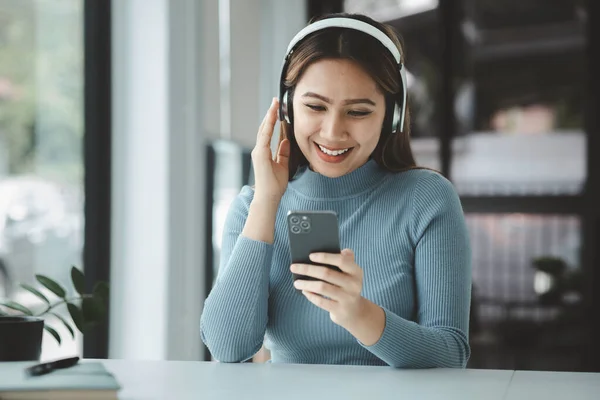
[[279, 17, 407, 134], [285, 18, 402, 64]]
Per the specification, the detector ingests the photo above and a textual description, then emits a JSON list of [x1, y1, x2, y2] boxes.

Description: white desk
[[100, 360, 600, 400], [506, 370, 600, 400], [101, 359, 514, 400]]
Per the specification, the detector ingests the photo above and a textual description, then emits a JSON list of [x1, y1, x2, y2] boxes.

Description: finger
[[290, 263, 349, 287], [276, 138, 290, 165], [308, 252, 341, 266], [255, 99, 274, 140], [301, 290, 336, 313], [294, 279, 342, 301], [310, 249, 357, 274], [257, 98, 279, 147], [256, 109, 268, 137]]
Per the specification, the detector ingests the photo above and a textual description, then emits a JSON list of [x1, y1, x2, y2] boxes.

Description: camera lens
[[291, 225, 301, 234], [300, 221, 310, 230], [290, 216, 300, 224]]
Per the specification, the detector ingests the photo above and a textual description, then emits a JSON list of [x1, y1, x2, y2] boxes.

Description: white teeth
[[318, 144, 350, 156]]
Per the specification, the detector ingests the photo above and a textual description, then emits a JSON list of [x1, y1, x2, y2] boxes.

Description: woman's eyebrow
[[301, 91, 376, 106]]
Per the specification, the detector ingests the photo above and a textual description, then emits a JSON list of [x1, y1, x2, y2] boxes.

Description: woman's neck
[[289, 159, 389, 199]]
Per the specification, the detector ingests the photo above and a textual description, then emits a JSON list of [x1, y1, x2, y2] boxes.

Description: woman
[[200, 12, 472, 368]]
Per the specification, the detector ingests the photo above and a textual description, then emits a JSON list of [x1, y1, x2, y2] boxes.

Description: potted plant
[[0, 266, 109, 361]]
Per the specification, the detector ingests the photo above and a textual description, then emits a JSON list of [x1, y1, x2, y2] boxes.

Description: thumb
[[276, 139, 290, 165], [341, 248, 355, 262]]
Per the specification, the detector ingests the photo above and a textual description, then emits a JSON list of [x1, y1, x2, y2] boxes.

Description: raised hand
[[251, 98, 290, 204]]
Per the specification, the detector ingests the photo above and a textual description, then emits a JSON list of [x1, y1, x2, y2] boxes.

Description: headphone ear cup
[[390, 102, 401, 135], [280, 90, 290, 124], [285, 89, 294, 125]]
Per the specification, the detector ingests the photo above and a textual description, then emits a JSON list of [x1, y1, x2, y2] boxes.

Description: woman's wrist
[[344, 298, 386, 347], [241, 197, 280, 244], [252, 193, 281, 209]]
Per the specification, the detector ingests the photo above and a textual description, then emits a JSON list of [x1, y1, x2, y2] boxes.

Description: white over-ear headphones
[[278, 17, 407, 134]]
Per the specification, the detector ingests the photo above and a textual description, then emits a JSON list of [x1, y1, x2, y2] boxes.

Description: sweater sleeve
[[361, 172, 472, 368], [200, 186, 273, 362]]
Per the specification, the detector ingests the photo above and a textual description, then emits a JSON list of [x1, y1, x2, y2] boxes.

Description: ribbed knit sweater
[[200, 159, 472, 368]]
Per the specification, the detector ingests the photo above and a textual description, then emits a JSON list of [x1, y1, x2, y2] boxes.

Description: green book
[[0, 361, 121, 400]]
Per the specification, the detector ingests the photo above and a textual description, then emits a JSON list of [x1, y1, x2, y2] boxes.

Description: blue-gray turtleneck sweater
[[200, 159, 472, 368]]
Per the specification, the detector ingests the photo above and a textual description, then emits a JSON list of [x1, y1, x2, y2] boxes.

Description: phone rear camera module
[[291, 225, 302, 234], [290, 216, 300, 224], [300, 221, 310, 231]]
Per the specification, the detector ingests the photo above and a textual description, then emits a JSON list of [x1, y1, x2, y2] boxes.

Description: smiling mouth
[[315, 143, 354, 156]]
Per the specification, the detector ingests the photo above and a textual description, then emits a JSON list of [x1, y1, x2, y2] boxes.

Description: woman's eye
[[348, 110, 372, 117], [304, 104, 372, 117], [305, 104, 326, 112]]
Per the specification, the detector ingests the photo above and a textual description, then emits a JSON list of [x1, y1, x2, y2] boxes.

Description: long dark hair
[[279, 13, 420, 180]]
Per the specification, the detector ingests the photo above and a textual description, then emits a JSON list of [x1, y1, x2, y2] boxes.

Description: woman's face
[[292, 58, 386, 178]]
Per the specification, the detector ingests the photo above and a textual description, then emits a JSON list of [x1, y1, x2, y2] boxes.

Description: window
[[0, 0, 84, 361], [344, 0, 439, 20], [341, 0, 598, 371], [451, 0, 587, 196], [468, 214, 586, 371], [345, 0, 443, 171]]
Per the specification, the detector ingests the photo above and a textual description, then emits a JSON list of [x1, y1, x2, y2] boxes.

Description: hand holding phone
[[286, 210, 341, 283], [286, 211, 374, 335]]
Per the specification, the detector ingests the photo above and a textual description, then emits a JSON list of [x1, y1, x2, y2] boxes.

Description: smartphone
[[286, 210, 341, 283]]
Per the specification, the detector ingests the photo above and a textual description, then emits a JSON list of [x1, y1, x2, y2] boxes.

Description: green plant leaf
[[44, 325, 61, 345], [20, 283, 50, 305], [35, 275, 66, 298], [50, 312, 75, 340], [67, 302, 84, 333], [70, 266, 85, 295], [82, 297, 105, 323], [0, 301, 33, 315], [93, 281, 109, 302]]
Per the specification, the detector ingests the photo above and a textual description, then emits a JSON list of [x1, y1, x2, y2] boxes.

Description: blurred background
[[0, 0, 598, 373]]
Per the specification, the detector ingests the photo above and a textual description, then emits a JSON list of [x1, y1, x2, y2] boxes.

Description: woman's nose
[[321, 113, 347, 140]]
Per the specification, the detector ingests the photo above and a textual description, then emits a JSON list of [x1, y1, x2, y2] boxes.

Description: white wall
[[228, 0, 307, 148], [110, 0, 207, 361], [109, 0, 307, 361], [201, 0, 222, 138], [228, 0, 261, 146], [258, 0, 307, 126], [110, 0, 170, 360], [165, 0, 210, 361]]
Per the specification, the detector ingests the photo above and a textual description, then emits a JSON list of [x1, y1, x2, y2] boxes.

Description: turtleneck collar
[[288, 159, 389, 200]]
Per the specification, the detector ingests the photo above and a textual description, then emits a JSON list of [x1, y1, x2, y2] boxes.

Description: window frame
[[82, 0, 112, 359]]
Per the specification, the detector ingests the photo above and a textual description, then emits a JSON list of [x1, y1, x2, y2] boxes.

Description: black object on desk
[[0, 316, 44, 361], [25, 356, 80, 377]]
